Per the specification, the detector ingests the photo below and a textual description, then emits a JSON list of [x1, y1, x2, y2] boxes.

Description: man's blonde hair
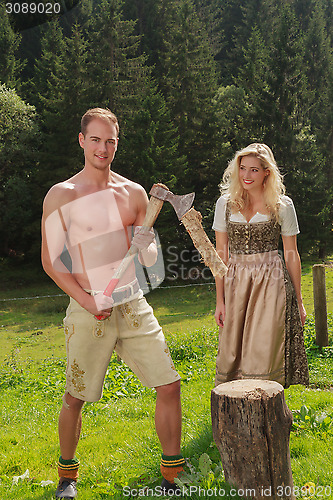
[[219, 143, 286, 217], [81, 108, 119, 136]]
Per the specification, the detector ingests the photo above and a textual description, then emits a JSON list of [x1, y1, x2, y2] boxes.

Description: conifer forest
[[0, 0, 332, 263]]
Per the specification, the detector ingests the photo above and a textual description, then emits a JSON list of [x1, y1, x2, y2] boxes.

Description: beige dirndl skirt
[[215, 250, 309, 388]]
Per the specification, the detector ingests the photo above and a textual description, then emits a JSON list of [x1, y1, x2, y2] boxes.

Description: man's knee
[[155, 379, 181, 400], [62, 392, 85, 411]]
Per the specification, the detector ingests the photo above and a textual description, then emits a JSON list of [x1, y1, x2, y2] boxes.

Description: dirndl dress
[[215, 205, 309, 388]]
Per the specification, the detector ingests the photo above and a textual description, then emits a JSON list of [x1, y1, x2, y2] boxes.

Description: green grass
[[0, 262, 332, 498]]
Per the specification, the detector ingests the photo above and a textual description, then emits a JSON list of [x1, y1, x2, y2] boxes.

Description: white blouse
[[212, 194, 300, 236]]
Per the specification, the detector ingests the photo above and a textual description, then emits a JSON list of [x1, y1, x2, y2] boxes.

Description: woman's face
[[238, 155, 268, 192]]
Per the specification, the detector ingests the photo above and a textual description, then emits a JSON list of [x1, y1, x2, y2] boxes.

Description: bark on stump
[[211, 379, 295, 500]]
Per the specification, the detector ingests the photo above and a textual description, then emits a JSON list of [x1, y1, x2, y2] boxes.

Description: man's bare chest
[[61, 190, 136, 246]]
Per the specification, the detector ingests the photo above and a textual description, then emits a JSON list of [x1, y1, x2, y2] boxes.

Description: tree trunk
[[211, 379, 295, 500]]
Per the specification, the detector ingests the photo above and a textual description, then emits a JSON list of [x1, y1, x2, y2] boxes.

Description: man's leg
[[56, 393, 84, 498], [59, 392, 85, 459], [114, 296, 184, 488], [155, 380, 181, 455], [155, 380, 185, 490]]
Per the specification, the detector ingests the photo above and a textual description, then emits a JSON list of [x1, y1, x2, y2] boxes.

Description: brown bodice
[[226, 204, 281, 254]]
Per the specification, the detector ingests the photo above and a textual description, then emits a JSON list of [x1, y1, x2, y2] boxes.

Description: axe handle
[[95, 194, 164, 320]]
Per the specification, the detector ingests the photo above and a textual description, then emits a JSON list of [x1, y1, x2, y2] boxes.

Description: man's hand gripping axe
[[95, 184, 194, 320]]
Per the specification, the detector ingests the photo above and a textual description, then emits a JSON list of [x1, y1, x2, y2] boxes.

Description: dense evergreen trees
[[1, 0, 332, 259], [0, 3, 22, 88]]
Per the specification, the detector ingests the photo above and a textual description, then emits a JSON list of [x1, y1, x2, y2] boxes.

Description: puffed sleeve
[[212, 195, 228, 232], [278, 196, 300, 236]]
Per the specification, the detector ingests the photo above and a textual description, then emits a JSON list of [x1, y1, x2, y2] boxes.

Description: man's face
[[79, 118, 118, 171]]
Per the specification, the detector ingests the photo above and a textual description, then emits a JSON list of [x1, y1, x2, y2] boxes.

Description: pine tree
[[263, 2, 328, 259], [0, 3, 22, 88], [236, 4, 311, 162], [53, 24, 91, 175], [303, 0, 333, 152], [33, 21, 95, 194], [83, 0, 151, 123], [212, 85, 249, 153], [153, 0, 220, 201], [302, 0, 333, 256], [236, 26, 272, 142], [122, 0, 160, 60], [317, 0, 333, 40], [28, 20, 66, 110], [27, 20, 69, 194], [183, 0, 223, 59], [234, 4, 328, 254], [118, 86, 186, 190], [117, 86, 188, 247], [208, 0, 244, 84]]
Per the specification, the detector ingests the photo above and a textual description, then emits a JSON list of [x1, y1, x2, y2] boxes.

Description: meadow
[[0, 261, 332, 499]]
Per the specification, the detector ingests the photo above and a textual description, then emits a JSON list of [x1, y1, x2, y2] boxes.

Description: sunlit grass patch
[[0, 266, 332, 499]]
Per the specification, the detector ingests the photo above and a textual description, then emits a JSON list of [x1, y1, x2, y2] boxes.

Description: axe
[[95, 184, 194, 319], [145, 185, 228, 279]]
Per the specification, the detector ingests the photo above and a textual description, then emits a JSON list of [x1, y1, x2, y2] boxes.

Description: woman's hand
[[214, 301, 225, 327], [298, 301, 307, 326], [282, 235, 306, 326]]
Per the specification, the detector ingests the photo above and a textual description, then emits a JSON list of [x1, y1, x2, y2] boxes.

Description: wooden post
[[211, 380, 295, 500], [312, 264, 328, 347]]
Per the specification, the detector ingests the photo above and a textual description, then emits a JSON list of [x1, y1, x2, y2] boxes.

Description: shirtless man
[[41, 108, 184, 499]]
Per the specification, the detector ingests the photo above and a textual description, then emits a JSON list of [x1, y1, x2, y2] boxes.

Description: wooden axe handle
[[141, 194, 164, 230], [95, 193, 164, 320]]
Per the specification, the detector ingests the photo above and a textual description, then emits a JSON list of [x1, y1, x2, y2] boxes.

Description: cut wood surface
[[211, 379, 295, 500]]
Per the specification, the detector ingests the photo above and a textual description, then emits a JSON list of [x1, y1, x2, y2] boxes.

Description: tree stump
[[211, 380, 295, 500]]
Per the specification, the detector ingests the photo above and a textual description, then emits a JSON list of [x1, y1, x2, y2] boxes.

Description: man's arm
[[132, 185, 158, 267], [41, 186, 112, 317]]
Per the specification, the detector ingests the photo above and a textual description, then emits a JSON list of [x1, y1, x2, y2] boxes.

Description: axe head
[[149, 184, 195, 219]]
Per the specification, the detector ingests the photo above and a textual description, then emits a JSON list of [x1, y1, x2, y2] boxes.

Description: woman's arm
[[214, 231, 229, 327], [282, 235, 306, 325]]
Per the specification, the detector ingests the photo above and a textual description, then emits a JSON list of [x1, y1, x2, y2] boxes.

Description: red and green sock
[[160, 454, 185, 484], [58, 456, 80, 481]]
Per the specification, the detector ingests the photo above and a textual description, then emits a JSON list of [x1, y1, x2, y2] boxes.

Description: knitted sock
[[58, 456, 80, 481], [160, 454, 185, 484]]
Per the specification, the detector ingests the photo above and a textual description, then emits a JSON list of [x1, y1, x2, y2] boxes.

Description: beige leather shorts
[[63, 292, 180, 402]]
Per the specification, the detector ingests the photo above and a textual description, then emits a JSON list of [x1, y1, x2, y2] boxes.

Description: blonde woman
[[213, 143, 309, 387]]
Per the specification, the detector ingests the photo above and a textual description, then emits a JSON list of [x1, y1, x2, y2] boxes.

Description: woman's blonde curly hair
[[219, 143, 285, 218]]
